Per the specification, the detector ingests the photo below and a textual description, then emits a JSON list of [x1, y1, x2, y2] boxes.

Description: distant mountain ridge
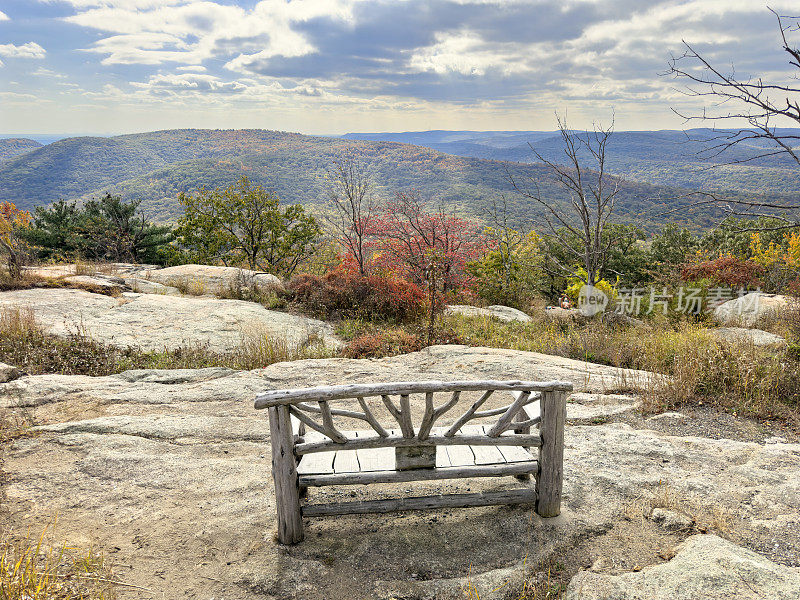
[[342, 128, 800, 196], [1, 127, 790, 232]]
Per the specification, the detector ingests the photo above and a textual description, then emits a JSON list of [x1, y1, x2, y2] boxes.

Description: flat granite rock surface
[[0, 288, 339, 352], [1, 345, 798, 600]]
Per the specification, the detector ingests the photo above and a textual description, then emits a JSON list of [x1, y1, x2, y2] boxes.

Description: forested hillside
[[0, 128, 778, 230], [0, 138, 42, 162]]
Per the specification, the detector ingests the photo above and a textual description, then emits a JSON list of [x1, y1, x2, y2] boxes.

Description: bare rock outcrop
[[445, 304, 532, 322], [712, 326, 788, 349], [0, 288, 338, 352], [714, 292, 793, 327], [1, 346, 798, 599]]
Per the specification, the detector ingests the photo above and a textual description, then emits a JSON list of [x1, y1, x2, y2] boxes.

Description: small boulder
[[650, 508, 693, 531], [142, 264, 284, 297], [602, 311, 644, 328], [567, 535, 800, 600], [444, 304, 532, 323], [711, 327, 788, 350], [714, 292, 792, 327], [0, 362, 22, 383]]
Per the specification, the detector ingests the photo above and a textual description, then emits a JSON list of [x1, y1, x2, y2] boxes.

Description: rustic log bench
[[254, 380, 571, 544]]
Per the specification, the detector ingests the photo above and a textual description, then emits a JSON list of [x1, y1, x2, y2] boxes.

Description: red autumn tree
[[680, 254, 765, 289], [370, 192, 486, 343]]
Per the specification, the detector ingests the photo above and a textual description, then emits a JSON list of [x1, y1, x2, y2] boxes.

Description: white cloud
[[177, 65, 206, 72], [131, 72, 248, 95], [0, 10, 9, 21], [63, 0, 356, 66], [32, 67, 67, 78], [0, 42, 47, 60], [409, 32, 528, 76]]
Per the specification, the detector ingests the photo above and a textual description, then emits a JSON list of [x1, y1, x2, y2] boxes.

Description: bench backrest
[[254, 380, 573, 456]]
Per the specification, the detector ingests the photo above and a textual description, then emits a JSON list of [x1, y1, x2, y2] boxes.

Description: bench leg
[[269, 405, 304, 544], [536, 390, 566, 517]]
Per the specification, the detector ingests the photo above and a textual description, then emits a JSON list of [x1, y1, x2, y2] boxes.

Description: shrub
[[343, 329, 422, 358], [287, 270, 426, 322], [680, 255, 765, 288]]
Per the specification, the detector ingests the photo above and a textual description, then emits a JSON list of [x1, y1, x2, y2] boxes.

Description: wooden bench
[[254, 380, 571, 544]]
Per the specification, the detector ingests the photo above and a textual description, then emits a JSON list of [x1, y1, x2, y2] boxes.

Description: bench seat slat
[[356, 447, 394, 472], [333, 449, 359, 473], [296, 432, 541, 455], [297, 451, 335, 475], [441, 445, 473, 467], [471, 443, 506, 465], [299, 461, 537, 487], [496, 444, 535, 463]]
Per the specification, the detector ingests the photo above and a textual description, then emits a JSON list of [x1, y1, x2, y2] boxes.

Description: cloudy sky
[[0, 0, 797, 136]]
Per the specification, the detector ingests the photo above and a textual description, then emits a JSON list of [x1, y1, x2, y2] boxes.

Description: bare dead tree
[[666, 7, 800, 229], [509, 115, 618, 286], [325, 151, 376, 275]]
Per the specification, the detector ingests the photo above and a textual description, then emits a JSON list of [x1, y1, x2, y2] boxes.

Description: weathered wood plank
[[536, 390, 566, 518], [295, 432, 542, 455], [333, 449, 360, 473], [496, 444, 534, 463], [302, 488, 538, 516], [297, 451, 336, 475], [255, 380, 573, 408], [445, 444, 475, 467], [435, 447, 451, 468], [268, 405, 304, 544], [356, 447, 395, 472], [300, 461, 537, 487], [471, 443, 506, 465]]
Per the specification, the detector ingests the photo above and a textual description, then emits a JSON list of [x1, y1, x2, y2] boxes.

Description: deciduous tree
[[177, 176, 319, 277], [510, 115, 618, 287], [667, 7, 800, 229], [325, 152, 376, 275], [0, 201, 30, 278], [371, 192, 484, 343]]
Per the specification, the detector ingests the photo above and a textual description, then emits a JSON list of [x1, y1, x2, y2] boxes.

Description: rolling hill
[[0, 138, 42, 162], [0, 128, 779, 231]]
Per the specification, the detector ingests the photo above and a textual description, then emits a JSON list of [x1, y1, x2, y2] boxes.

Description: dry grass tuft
[[0, 525, 117, 599], [444, 312, 800, 428]]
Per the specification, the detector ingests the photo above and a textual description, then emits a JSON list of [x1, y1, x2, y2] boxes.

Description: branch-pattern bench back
[[255, 380, 573, 454]]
